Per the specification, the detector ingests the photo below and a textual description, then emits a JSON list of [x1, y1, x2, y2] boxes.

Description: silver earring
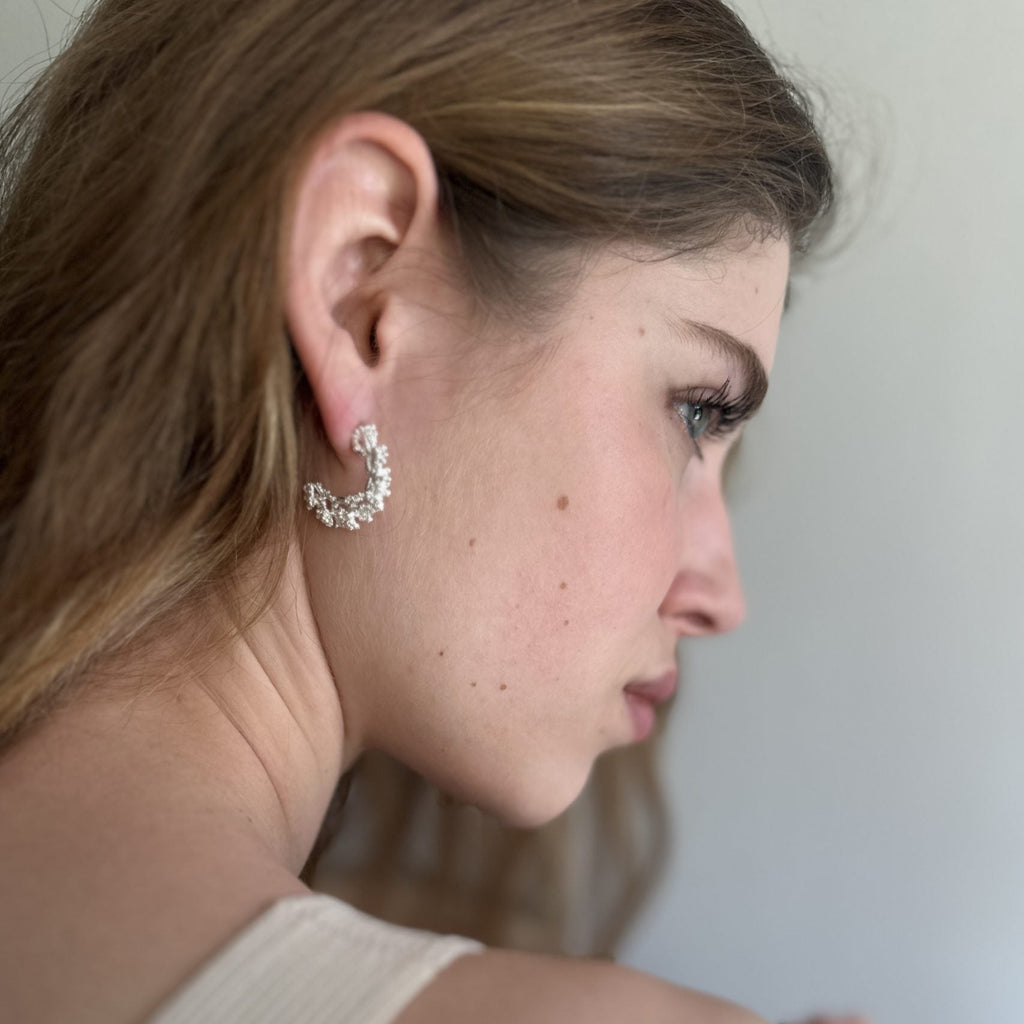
[[304, 424, 391, 530]]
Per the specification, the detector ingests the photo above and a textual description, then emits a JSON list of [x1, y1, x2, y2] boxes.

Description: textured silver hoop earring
[[304, 424, 391, 530]]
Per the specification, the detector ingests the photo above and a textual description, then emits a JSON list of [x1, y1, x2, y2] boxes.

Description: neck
[[0, 536, 350, 882]]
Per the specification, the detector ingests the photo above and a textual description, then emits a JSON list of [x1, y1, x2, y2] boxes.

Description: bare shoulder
[[393, 947, 768, 1024]]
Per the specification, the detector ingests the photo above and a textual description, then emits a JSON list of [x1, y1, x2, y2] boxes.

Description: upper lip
[[623, 668, 678, 705]]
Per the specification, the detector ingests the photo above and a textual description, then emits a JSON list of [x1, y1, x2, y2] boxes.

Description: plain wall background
[[3, 3, 1021, 1023]]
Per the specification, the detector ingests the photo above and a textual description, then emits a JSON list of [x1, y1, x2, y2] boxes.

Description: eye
[[671, 381, 734, 460], [670, 376, 764, 460], [676, 400, 713, 442]]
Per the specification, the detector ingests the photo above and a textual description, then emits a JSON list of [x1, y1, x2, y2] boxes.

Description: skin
[[0, 113, 860, 1024]]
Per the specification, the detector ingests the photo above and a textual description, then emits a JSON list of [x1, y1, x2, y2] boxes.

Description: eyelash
[[671, 379, 751, 460]]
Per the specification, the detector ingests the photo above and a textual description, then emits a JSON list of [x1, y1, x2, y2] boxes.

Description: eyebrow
[[669, 317, 770, 414]]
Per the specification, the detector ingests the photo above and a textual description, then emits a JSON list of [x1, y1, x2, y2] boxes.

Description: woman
[[0, 0, 840, 1021]]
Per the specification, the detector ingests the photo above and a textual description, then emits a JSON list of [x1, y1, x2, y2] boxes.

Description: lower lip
[[625, 692, 657, 741]]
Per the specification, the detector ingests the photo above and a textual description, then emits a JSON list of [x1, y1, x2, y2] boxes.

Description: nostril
[[684, 611, 717, 633], [672, 595, 745, 636], [660, 566, 745, 637]]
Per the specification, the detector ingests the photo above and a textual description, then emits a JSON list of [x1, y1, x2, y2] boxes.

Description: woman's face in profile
[[306, 235, 789, 827]]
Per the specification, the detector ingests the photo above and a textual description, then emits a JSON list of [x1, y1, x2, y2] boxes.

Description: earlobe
[[284, 112, 440, 455]]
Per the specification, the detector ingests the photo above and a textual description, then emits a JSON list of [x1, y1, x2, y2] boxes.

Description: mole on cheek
[[559, 581, 567, 590], [557, 495, 569, 511], [500, 684, 508, 692], [469, 538, 476, 548]]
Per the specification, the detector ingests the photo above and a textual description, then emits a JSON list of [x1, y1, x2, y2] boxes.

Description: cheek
[[591, 478, 677, 622], [519, 444, 678, 641], [411, 385, 679, 672]]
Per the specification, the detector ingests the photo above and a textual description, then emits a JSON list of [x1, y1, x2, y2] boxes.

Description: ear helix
[[303, 424, 391, 530]]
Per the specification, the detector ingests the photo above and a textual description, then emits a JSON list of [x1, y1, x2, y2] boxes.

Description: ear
[[285, 112, 440, 458]]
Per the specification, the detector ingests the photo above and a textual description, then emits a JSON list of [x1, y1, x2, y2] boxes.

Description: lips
[[623, 669, 678, 705], [623, 669, 678, 741]]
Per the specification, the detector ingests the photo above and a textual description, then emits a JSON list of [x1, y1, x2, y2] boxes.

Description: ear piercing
[[303, 424, 391, 530]]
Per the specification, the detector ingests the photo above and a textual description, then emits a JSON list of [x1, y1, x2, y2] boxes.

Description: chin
[[437, 758, 594, 830]]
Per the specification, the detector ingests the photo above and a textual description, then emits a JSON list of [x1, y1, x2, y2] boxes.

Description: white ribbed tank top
[[146, 893, 484, 1024]]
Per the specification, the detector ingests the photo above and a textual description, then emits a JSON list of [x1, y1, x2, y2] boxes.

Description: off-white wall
[[0, 1, 80, 90], [3, 3, 1021, 1023]]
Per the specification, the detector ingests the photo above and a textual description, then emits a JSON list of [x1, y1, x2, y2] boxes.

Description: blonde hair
[[0, 0, 833, 952]]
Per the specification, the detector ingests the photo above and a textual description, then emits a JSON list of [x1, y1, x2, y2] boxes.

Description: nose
[[658, 476, 746, 637]]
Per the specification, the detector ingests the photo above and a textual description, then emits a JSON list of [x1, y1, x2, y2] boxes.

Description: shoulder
[[147, 891, 481, 1023], [150, 891, 766, 1024], [393, 946, 769, 1024]]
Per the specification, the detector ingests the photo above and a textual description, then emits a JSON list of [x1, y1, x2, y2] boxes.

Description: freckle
[[638, 326, 646, 337], [471, 681, 477, 687], [559, 581, 567, 590], [557, 495, 569, 511], [564, 619, 570, 626], [500, 684, 508, 691], [439, 650, 444, 656], [469, 538, 476, 547]]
